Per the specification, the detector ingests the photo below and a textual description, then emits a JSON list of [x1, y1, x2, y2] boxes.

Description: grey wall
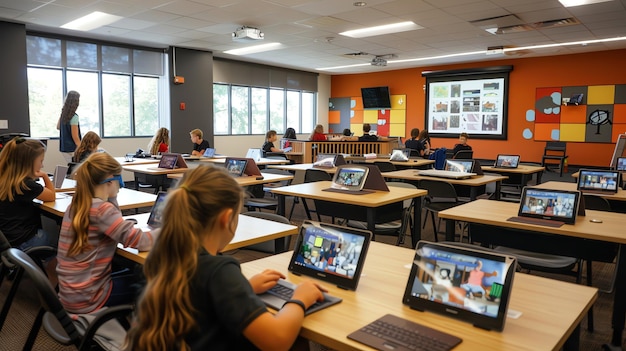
[[168, 47, 213, 153], [0, 22, 30, 134]]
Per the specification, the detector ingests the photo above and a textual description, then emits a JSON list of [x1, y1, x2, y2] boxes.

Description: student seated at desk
[[358, 123, 380, 142], [309, 124, 327, 141], [404, 128, 426, 157], [148, 127, 170, 155], [190, 128, 210, 156], [57, 152, 156, 314], [262, 130, 285, 156], [0, 138, 56, 249], [452, 132, 472, 156], [126, 166, 325, 351], [72, 131, 103, 163]]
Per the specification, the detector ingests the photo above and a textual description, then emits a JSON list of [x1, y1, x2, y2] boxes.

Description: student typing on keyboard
[[126, 166, 326, 351]]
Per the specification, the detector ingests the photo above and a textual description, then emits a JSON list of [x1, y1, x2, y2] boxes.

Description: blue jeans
[[104, 268, 142, 307], [17, 229, 56, 251]]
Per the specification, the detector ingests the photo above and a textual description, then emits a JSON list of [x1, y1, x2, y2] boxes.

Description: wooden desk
[[116, 213, 298, 264], [381, 169, 509, 200], [270, 181, 427, 247], [534, 181, 626, 202], [346, 157, 435, 168], [481, 164, 545, 185], [240, 242, 597, 351], [114, 156, 160, 165], [198, 157, 290, 165], [167, 172, 293, 187], [438, 199, 626, 346], [39, 188, 157, 218]]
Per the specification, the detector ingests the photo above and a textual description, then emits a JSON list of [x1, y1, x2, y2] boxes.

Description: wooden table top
[[267, 163, 337, 173], [114, 156, 160, 165], [533, 181, 626, 202], [270, 181, 427, 207], [438, 199, 626, 244], [481, 165, 545, 175], [240, 242, 597, 351], [39, 188, 157, 218], [382, 169, 509, 186], [121, 162, 200, 175], [167, 172, 294, 187], [350, 157, 436, 167], [116, 213, 298, 264]]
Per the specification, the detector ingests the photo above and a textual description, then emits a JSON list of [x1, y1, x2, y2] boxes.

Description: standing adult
[[57, 90, 82, 163]]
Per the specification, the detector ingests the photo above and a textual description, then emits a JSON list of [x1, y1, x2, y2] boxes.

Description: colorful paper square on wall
[[535, 87, 561, 124], [329, 94, 407, 137]]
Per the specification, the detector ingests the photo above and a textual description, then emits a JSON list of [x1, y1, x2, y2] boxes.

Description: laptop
[[225, 157, 263, 177], [615, 157, 626, 171], [279, 138, 293, 152], [313, 154, 338, 168], [389, 149, 410, 162], [577, 169, 619, 195], [328, 165, 369, 192], [494, 154, 520, 169], [53, 165, 69, 188], [146, 191, 168, 229], [445, 159, 475, 173], [511, 187, 581, 226], [202, 147, 216, 158], [258, 221, 372, 314], [224, 158, 248, 177], [402, 241, 517, 331], [417, 169, 476, 179], [245, 148, 262, 162], [149, 153, 188, 170]]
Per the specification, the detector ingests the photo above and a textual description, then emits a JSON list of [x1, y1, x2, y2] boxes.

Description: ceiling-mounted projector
[[371, 56, 387, 67], [232, 26, 264, 41]]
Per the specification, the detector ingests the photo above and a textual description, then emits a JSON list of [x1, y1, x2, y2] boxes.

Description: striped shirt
[[57, 197, 155, 314]]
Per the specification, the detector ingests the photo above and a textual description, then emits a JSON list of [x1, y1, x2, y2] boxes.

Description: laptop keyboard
[[266, 283, 325, 310], [348, 314, 462, 351]]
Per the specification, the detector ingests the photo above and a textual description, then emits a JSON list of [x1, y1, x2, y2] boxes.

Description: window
[[214, 83, 316, 135], [26, 35, 166, 138]]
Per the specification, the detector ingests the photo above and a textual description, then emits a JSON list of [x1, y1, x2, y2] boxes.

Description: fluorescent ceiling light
[[224, 43, 282, 55], [317, 35, 626, 71], [339, 21, 422, 38], [61, 11, 122, 31], [559, 0, 613, 7]]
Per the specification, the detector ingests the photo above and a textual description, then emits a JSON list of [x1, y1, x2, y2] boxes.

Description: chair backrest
[[242, 211, 291, 224], [453, 150, 473, 159], [583, 194, 611, 211], [544, 141, 567, 155], [388, 182, 417, 208], [259, 168, 293, 186], [418, 179, 458, 202], [5, 248, 82, 346], [373, 161, 396, 172], [304, 169, 332, 183]]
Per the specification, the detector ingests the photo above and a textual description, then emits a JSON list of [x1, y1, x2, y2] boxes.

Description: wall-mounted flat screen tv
[[361, 86, 391, 109]]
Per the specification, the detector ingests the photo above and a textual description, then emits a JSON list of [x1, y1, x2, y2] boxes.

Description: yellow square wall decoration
[[587, 85, 615, 105], [560, 123, 586, 142], [363, 110, 378, 123], [390, 110, 406, 123], [390, 124, 406, 137]]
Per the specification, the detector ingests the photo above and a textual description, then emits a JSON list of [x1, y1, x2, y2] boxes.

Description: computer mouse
[[256, 176, 264, 180], [127, 218, 138, 224], [590, 219, 603, 223]]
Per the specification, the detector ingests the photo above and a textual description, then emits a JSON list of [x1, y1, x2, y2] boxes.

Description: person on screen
[[452, 132, 472, 156], [125, 166, 325, 351], [309, 124, 327, 141], [404, 128, 425, 157], [358, 123, 379, 142], [461, 260, 497, 298], [190, 129, 210, 156]]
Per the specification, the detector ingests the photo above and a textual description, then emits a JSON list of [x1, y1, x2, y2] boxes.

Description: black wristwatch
[[283, 299, 306, 312]]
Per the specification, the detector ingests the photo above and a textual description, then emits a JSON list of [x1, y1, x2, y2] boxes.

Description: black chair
[[299, 169, 332, 221], [583, 195, 619, 294], [241, 211, 292, 253], [541, 141, 568, 177], [0, 230, 56, 332], [453, 150, 473, 159], [5, 248, 133, 351], [346, 182, 416, 245], [418, 180, 465, 242], [244, 169, 293, 213], [373, 161, 396, 173]]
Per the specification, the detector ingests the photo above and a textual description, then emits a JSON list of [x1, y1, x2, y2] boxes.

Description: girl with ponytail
[[57, 152, 156, 314], [126, 165, 325, 351]]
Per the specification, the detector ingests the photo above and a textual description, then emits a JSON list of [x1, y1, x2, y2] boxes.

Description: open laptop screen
[[403, 241, 516, 331], [202, 147, 215, 157], [147, 191, 168, 228], [518, 187, 579, 224], [577, 169, 619, 194], [288, 221, 371, 290], [495, 155, 520, 168], [225, 158, 247, 177], [330, 166, 369, 191], [445, 159, 474, 173], [616, 157, 626, 171]]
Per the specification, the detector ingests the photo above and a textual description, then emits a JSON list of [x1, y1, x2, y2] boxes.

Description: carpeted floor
[[0, 165, 621, 350]]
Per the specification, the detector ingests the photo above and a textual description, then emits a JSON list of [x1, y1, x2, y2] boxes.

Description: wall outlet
[[0, 120, 8, 129]]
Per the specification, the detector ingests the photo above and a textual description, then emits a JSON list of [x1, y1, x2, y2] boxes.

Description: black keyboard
[[348, 314, 462, 351], [266, 282, 326, 310]]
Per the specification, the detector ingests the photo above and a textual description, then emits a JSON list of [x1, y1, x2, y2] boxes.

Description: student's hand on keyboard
[[249, 269, 286, 294], [293, 280, 326, 309]]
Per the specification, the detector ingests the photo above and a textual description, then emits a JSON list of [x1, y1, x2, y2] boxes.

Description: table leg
[[367, 208, 376, 241], [444, 219, 456, 242], [277, 194, 286, 217], [536, 171, 543, 184], [494, 181, 502, 200], [411, 197, 422, 248], [611, 243, 626, 346], [563, 324, 580, 351], [470, 187, 477, 201]]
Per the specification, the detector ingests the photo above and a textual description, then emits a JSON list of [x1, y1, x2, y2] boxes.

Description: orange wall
[[331, 49, 626, 166]]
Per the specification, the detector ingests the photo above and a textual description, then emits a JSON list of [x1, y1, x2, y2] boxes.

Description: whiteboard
[[610, 134, 626, 169]]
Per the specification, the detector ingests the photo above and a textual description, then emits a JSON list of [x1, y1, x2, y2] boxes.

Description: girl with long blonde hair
[[0, 138, 55, 249], [56, 152, 156, 314], [72, 131, 102, 162], [126, 165, 324, 351], [148, 127, 170, 155]]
